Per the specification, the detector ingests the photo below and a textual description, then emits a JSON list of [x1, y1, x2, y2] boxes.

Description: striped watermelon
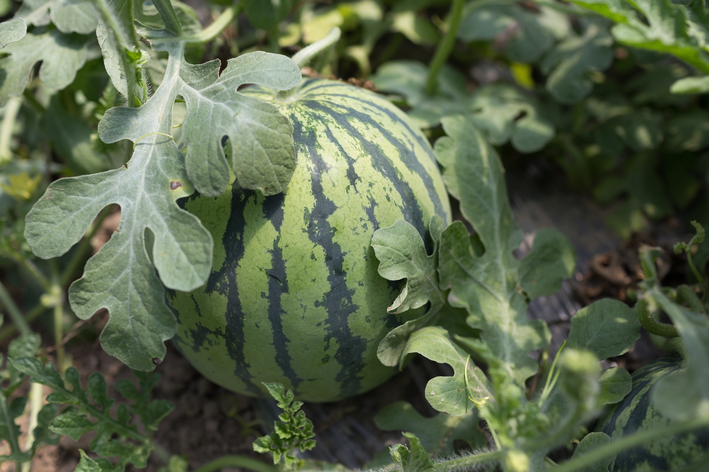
[[167, 78, 452, 402], [596, 357, 709, 471]]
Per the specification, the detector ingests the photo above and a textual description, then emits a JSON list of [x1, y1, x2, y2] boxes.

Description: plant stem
[[636, 298, 678, 338], [0, 96, 22, 165], [0, 280, 31, 336], [20, 382, 44, 472], [677, 285, 706, 313], [12, 253, 51, 292], [0, 303, 45, 342], [150, 0, 183, 37], [292, 27, 342, 69], [434, 449, 503, 471], [192, 455, 278, 472], [49, 260, 66, 372], [181, 3, 241, 44], [425, 0, 464, 96], [0, 391, 23, 472], [551, 416, 709, 472]]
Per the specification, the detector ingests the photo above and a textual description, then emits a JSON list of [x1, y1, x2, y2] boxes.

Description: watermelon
[[595, 357, 709, 471], [167, 78, 452, 402]]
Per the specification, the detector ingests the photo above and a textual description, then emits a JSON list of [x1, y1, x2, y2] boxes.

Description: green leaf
[[391, 10, 440, 46], [458, 2, 563, 63], [664, 110, 709, 152], [669, 76, 709, 94], [597, 366, 632, 405], [372, 217, 445, 314], [242, 0, 295, 32], [435, 115, 549, 385], [401, 327, 492, 416], [646, 288, 709, 421], [0, 19, 26, 48], [16, 0, 98, 34], [0, 392, 31, 463], [567, 298, 640, 360], [95, 0, 148, 106], [76, 450, 111, 472], [41, 95, 111, 174], [374, 401, 485, 458], [25, 44, 300, 370], [571, 432, 612, 472], [465, 85, 555, 153], [571, 0, 709, 75], [0, 29, 91, 106], [8, 332, 41, 359], [541, 21, 614, 104], [519, 228, 576, 300], [49, 411, 95, 441], [389, 433, 434, 472]]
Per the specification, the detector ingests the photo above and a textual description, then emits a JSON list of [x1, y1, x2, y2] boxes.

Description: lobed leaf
[[389, 433, 434, 472], [570, 432, 612, 472], [435, 115, 550, 385], [374, 401, 485, 458], [26, 43, 300, 369], [0, 19, 26, 48], [458, 2, 562, 63], [541, 21, 614, 104], [15, 0, 98, 35], [519, 228, 577, 300], [0, 29, 92, 106], [401, 326, 492, 416]]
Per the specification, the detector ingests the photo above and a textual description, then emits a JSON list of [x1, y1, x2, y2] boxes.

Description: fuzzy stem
[[292, 27, 342, 69], [551, 416, 709, 472], [637, 298, 678, 338], [180, 3, 241, 44], [433, 449, 503, 471], [677, 285, 706, 313], [49, 260, 66, 372], [0, 96, 22, 165], [0, 280, 31, 336], [425, 0, 464, 96], [192, 455, 277, 472]]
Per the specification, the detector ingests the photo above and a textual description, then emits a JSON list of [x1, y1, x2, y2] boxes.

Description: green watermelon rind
[[596, 357, 709, 472], [167, 78, 452, 402]]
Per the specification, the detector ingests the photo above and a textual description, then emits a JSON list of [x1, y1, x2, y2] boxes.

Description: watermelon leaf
[[374, 401, 485, 458], [25, 36, 300, 370], [457, 2, 566, 63], [372, 216, 449, 366], [0, 29, 92, 106], [435, 115, 550, 386], [15, 0, 98, 35], [566, 298, 640, 360], [0, 19, 26, 48], [570, 432, 612, 472], [541, 21, 614, 104], [570, 0, 709, 76], [389, 433, 434, 472], [371, 62, 554, 153], [598, 367, 632, 405], [519, 228, 577, 300], [401, 326, 491, 416]]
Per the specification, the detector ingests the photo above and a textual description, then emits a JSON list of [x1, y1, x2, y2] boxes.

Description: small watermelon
[[168, 78, 452, 402], [595, 357, 709, 471]]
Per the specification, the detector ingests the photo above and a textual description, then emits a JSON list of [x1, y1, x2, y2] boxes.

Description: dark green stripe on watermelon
[[596, 358, 709, 472], [169, 78, 452, 402]]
